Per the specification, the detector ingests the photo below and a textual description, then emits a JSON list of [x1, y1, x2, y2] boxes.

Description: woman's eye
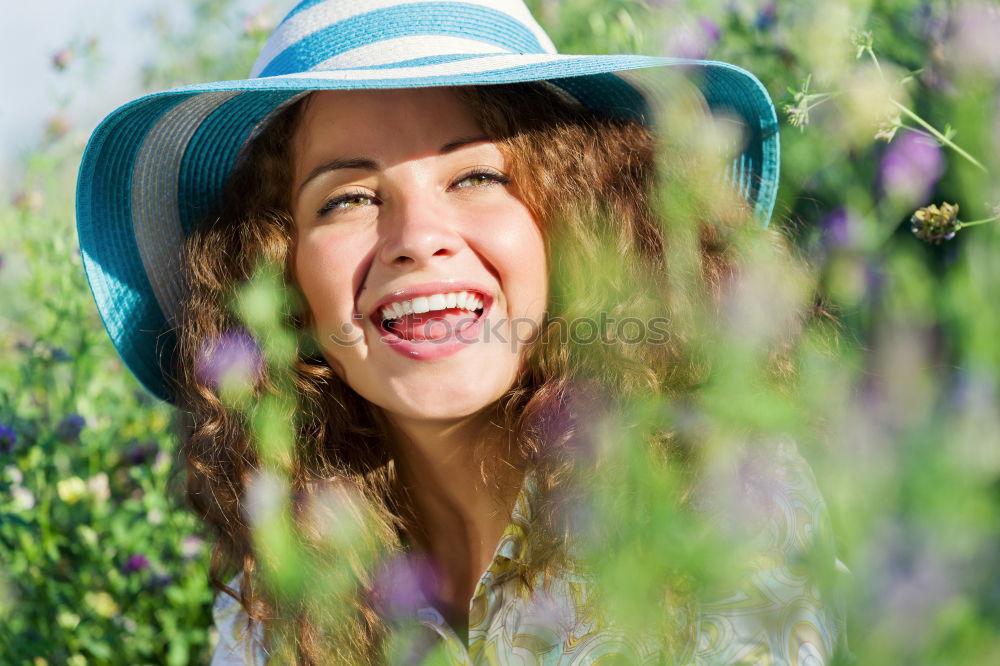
[[452, 169, 509, 190], [317, 192, 376, 217]]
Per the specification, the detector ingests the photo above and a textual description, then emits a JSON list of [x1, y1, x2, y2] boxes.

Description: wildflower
[[910, 203, 1000, 244], [874, 112, 903, 142], [852, 29, 875, 59], [821, 207, 862, 250], [371, 555, 437, 621], [947, 3, 1000, 77], [0, 425, 16, 455], [11, 190, 43, 212], [911, 203, 960, 244], [243, 7, 276, 36], [57, 611, 81, 630], [783, 75, 835, 131], [50, 347, 71, 362], [46, 113, 72, 140], [87, 473, 110, 503], [12, 486, 35, 510], [84, 590, 120, 617], [122, 554, 150, 574], [4, 465, 23, 484], [754, 2, 777, 31], [51, 47, 73, 71], [196, 329, 263, 392], [879, 132, 944, 204], [662, 17, 721, 60], [122, 440, 159, 466], [56, 414, 86, 442], [57, 476, 88, 504], [148, 507, 164, 525], [181, 535, 204, 560]]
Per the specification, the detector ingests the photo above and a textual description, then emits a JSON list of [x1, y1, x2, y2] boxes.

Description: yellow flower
[[84, 591, 120, 618], [911, 202, 960, 245], [56, 476, 87, 504]]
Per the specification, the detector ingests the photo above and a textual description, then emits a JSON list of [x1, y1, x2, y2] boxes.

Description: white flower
[[12, 485, 35, 510]]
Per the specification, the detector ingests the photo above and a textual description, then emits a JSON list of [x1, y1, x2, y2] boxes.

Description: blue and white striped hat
[[76, 0, 780, 402]]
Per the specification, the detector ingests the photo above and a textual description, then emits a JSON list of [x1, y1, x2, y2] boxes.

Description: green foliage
[[3, 0, 1000, 663]]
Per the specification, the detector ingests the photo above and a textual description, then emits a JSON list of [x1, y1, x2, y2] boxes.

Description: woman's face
[[290, 88, 547, 424]]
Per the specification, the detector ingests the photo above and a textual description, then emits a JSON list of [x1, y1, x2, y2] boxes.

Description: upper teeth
[[379, 291, 485, 322]]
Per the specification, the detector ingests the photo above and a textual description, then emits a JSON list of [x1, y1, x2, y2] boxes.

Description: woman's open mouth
[[372, 290, 488, 342]]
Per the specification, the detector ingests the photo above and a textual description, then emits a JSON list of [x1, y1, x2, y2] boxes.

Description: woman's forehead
[[295, 88, 481, 148], [291, 87, 495, 183]]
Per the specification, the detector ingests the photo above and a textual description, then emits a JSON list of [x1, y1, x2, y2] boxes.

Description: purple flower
[[195, 329, 263, 391], [0, 424, 17, 455], [821, 207, 862, 250], [662, 17, 721, 60], [122, 554, 150, 574], [55, 414, 86, 442], [879, 132, 945, 205], [370, 555, 437, 621], [122, 440, 159, 466], [947, 3, 1000, 78], [51, 47, 73, 71], [755, 2, 777, 31]]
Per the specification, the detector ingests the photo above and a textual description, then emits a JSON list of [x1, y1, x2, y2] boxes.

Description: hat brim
[[76, 52, 779, 402]]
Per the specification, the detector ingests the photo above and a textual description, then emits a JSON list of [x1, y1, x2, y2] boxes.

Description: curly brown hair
[[175, 82, 739, 662]]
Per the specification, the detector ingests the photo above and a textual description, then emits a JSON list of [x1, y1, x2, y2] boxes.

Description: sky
[[1, 0, 281, 183]]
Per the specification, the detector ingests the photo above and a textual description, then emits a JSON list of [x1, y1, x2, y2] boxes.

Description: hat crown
[[251, 0, 558, 78]]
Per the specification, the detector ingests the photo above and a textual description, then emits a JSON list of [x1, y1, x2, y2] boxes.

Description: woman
[[77, 0, 841, 663]]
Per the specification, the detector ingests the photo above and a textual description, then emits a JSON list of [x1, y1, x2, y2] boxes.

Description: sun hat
[[76, 0, 780, 403]]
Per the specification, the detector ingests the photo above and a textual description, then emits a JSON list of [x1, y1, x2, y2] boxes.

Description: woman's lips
[[372, 298, 493, 360]]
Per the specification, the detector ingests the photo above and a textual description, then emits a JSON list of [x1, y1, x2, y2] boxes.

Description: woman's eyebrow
[[440, 135, 491, 153], [297, 157, 378, 198], [296, 137, 492, 198]]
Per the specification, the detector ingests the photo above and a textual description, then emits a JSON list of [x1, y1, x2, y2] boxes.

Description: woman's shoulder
[[210, 574, 269, 666]]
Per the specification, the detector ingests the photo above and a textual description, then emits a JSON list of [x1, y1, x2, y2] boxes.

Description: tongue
[[390, 308, 479, 341]]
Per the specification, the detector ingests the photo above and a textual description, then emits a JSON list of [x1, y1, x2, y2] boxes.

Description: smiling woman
[[75, 0, 842, 664]]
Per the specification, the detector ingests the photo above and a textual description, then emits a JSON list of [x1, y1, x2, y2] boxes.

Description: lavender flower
[[55, 414, 86, 442], [370, 555, 437, 621], [821, 207, 861, 250], [196, 329, 263, 391], [122, 554, 150, 574], [662, 17, 721, 60], [0, 424, 15, 455], [122, 440, 159, 466], [947, 3, 1000, 78], [51, 47, 74, 71], [879, 132, 945, 205]]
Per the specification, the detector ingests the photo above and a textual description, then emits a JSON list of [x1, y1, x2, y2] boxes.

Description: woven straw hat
[[76, 0, 779, 402]]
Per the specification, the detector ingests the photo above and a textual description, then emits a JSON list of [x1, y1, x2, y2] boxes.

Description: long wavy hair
[[176, 82, 745, 662]]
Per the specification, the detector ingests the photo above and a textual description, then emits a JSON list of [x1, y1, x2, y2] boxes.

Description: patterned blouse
[[211, 443, 846, 664]]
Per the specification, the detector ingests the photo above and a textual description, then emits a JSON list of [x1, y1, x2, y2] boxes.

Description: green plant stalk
[[958, 215, 1000, 229], [865, 44, 987, 173], [891, 101, 987, 173]]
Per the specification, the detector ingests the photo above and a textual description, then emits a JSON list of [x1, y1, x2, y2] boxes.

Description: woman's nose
[[377, 192, 463, 268]]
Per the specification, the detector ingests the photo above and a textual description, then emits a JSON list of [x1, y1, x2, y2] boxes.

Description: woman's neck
[[386, 409, 525, 637]]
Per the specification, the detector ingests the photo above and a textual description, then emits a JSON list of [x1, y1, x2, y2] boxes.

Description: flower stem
[[865, 46, 988, 173], [958, 216, 1000, 229], [891, 101, 988, 173]]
